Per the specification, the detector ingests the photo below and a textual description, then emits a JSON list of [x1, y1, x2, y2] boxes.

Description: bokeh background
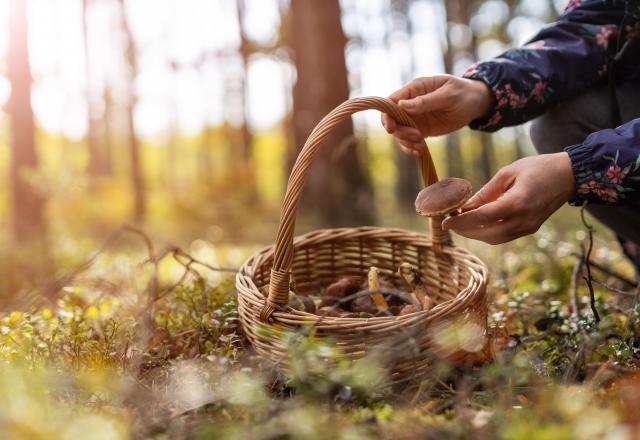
[[1, 0, 586, 301]]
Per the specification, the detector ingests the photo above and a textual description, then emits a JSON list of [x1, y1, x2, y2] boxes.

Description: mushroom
[[398, 262, 434, 311], [287, 291, 316, 313], [275, 276, 314, 313], [320, 276, 361, 308], [350, 294, 379, 315], [316, 306, 342, 317], [366, 266, 389, 312], [399, 304, 418, 316], [415, 177, 473, 219]]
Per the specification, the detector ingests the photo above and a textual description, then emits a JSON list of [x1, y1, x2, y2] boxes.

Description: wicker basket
[[236, 97, 489, 384]]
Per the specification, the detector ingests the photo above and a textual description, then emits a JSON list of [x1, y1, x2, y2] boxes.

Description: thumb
[[463, 168, 514, 212], [398, 89, 449, 115]]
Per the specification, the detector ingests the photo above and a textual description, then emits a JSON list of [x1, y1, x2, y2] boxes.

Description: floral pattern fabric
[[566, 119, 640, 205], [462, 0, 640, 206]]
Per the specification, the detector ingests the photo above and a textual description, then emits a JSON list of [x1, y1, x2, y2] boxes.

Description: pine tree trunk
[[118, 0, 145, 222], [289, 0, 375, 227], [236, 0, 254, 165], [83, 0, 111, 177], [8, 0, 45, 243], [479, 132, 495, 182], [442, 0, 468, 179], [390, 0, 424, 201]]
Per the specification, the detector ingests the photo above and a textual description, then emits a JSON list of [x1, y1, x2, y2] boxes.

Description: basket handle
[[260, 97, 440, 322]]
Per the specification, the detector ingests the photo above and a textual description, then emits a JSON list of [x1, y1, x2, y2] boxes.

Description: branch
[[570, 247, 584, 320], [580, 205, 600, 323], [570, 252, 637, 287]]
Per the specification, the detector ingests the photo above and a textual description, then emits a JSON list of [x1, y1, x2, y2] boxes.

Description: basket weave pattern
[[236, 97, 489, 382]]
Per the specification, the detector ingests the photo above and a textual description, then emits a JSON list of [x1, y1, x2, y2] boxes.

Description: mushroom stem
[[429, 216, 453, 297], [429, 216, 451, 252], [368, 267, 389, 312]]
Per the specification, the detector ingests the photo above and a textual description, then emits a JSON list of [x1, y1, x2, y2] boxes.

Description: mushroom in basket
[[397, 262, 434, 315], [319, 276, 361, 308], [283, 279, 316, 313], [350, 267, 396, 316]]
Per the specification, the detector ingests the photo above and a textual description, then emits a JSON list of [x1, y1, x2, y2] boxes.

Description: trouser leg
[[529, 82, 640, 247]]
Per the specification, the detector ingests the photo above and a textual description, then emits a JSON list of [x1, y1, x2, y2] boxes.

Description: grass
[[0, 210, 638, 439]]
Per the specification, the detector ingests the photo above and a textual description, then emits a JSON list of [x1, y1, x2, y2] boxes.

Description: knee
[[529, 89, 606, 155], [529, 114, 566, 155]]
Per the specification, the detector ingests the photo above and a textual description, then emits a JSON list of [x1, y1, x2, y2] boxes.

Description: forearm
[[463, 0, 634, 131], [566, 117, 640, 206]]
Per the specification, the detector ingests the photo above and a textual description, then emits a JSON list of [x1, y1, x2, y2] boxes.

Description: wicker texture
[[236, 97, 489, 383]]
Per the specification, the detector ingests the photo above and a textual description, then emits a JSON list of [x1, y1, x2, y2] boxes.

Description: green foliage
[[0, 226, 639, 439]]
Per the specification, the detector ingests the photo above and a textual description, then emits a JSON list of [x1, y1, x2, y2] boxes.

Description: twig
[[580, 205, 600, 323], [626, 284, 640, 332], [569, 252, 637, 287], [590, 279, 636, 298], [570, 247, 584, 319], [40, 224, 156, 301]]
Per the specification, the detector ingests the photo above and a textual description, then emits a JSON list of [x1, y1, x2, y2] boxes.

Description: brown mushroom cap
[[415, 177, 472, 217]]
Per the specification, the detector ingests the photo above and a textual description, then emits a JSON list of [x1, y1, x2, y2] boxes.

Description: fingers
[[450, 218, 525, 245], [395, 126, 426, 156], [442, 193, 513, 232], [381, 114, 397, 133], [381, 112, 425, 156], [389, 76, 449, 103], [398, 88, 450, 115], [388, 80, 421, 103], [442, 167, 542, 244], [463, 168, 515, 212]]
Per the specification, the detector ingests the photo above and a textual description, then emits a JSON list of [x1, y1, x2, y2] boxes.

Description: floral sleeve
[[565, 118, 640, 205], [461, 0, 639, 131]]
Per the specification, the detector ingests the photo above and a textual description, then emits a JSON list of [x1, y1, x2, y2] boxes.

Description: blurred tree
[[289, 0, 375, 226], [8, 0, 45, 242], [236, 0, 254, 166], [102, 85, 114, 173], [442, 0, 468, 179], [467, 4, 496, 183], [389, 0, 424, 202], [117, 0, 145, 222], [82, 0, 112, 177]]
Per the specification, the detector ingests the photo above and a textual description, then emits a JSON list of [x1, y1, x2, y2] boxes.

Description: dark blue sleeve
[[461, 0, 637, 131], [565, 118, 640, 205]]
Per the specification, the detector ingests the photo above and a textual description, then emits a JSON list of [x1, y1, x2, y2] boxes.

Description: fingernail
[[413, 142, 424, 150], [399, 99, 416, 110], [462, 198, 477, 211]]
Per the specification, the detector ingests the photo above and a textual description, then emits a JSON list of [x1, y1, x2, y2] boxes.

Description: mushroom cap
[[415, 177, 472, 217]]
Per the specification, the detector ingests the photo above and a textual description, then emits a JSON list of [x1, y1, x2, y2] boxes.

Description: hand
[[441, 153, 577, 244], [381, 75, 494, 156]]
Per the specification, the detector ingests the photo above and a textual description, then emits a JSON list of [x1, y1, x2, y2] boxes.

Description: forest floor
[[1, 208, 639, 440]]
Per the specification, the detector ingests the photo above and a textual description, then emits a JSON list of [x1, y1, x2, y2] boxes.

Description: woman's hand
[[381, 75, 494, 156], [441, 153, 577, 244]]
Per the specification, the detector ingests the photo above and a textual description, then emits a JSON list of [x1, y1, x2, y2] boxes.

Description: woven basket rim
[[237, 225, 488, 323]]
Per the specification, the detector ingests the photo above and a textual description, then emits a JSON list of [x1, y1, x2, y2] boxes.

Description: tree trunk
[[236, 0, 254, 165], [82, 0, 111, 177], [513, 126, 527, 160], [8, 0, 45, 243], [289, 0, 375, 227], [442, 0, 468, 179], [479, 132, 495, 182], [117, 0, 145, 222], [389, 0, 423, 200], [102, 85, 114, 174]]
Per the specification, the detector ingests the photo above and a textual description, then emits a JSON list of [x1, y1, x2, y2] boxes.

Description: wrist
[[553, 152, 577, 201], [465, 78, 495, 120]]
